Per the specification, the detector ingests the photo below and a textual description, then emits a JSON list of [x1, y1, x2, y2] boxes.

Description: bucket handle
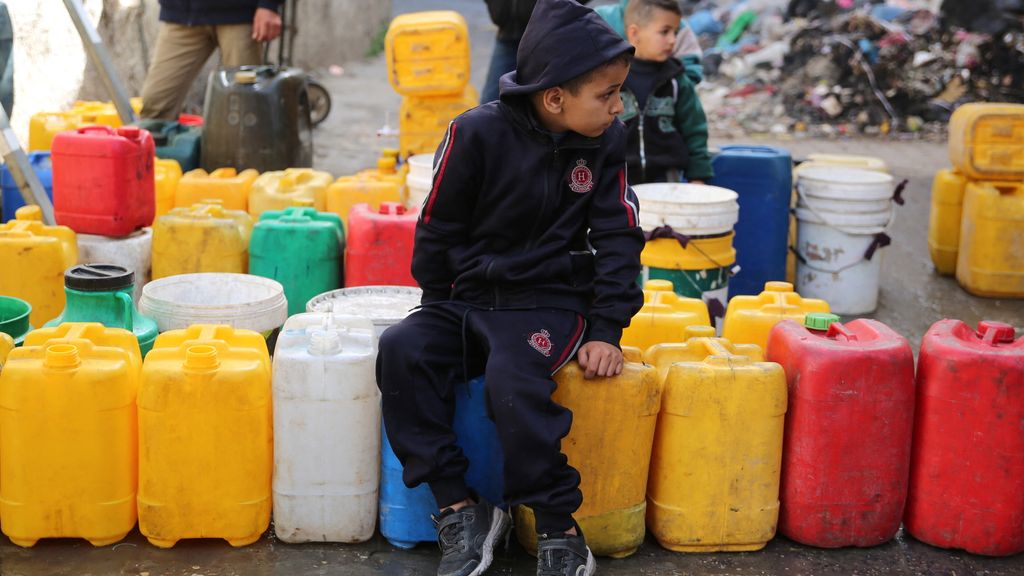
[[115, 292, 134, 332], [796, 182, 896, 236], [790, 231, 889, 275]]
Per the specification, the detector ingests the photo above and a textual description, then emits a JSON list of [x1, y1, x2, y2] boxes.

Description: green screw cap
[[804, 312, 840, 331]]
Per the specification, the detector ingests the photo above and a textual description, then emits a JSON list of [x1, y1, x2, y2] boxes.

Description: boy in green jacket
[[612, 0, 712, 185]]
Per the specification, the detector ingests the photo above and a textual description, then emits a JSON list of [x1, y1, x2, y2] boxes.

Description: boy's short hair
[[624, 0, 683, 27], [560, 52, 632, 95]]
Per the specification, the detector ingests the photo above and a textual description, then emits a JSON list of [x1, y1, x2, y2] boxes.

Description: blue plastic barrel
[[379, 376, 505, 549], [1, 152, 53, 222], [711, 145, 792, 297]]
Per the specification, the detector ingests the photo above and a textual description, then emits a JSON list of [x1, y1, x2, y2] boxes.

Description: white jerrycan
[[272, 312, 379, 543]]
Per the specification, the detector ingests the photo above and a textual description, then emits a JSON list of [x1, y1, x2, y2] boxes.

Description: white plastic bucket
[[793, 167, 896, 315], [633, 183, 740, 235], [272, 312, 379, 543], [76, 228, 153, 304], [306, 286, 422, 337], [406, 154, 433, 209], [139, 273, 288, 333]]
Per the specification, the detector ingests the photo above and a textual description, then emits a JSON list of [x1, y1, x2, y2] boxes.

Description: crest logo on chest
[[569, 159, 594, 194]]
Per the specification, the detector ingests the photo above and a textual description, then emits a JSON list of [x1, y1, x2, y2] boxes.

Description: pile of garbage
[[691, 0, 1024, 138]]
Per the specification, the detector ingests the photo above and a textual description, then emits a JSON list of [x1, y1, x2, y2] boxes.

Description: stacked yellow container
[[28, 98, 143, 152], [515, 361, 661, 558], [935, 103, 1024, 297], [154, 159, 183, 220], [327, 156, 406, 228], [0, 323, 142, 547], [621, 280, 711, 352], [138, 324, 272, 548], [0, 206, 78, 327], [644, 327, 786, 552], [385, 11, 479, 158], [151, 202, 253, 279]]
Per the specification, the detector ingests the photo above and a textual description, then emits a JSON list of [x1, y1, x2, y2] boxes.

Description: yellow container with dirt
[[927, 168, 967, 276], [151, 202, 253, 279], [385, 11, 470, 96], [248, 168, 333, 218], [137, 324, 272, 548], [175, 168, 259, 212], [0, 206, 78, 327], [514, 361, 661, 558], [155, 159, 183, 220], [643, 333, 786, 552], [955, 180, 1024, 298], [399, 86, 479, 159], [327, 158, 406, 228], [948, 102, 1024, 181], [622, 280, 711, 352], [28, 98, 143, 152], [722, 281, 830, 352], [0, 322, 141, 547]]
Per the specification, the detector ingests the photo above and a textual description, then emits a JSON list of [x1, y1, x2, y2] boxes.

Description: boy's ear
[[626, 23, 641, 45], [542, 87, 565, 114]]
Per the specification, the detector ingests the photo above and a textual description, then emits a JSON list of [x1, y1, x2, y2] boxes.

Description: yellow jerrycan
[[948, 102, 1024, 180], [385, 11, 470, 96], [622, 280, 711, 352], [643, 331, 786, 552], [955, 181, 1024, 298], [0, 322, 142, 547], [175, 167, 259, 212], [515, 361, 661, 558], [0, 333, 13, 369], [248, 168, 333, 218], [151, 202, 253, 279], [138, 324, 272, 548], [722, 281, 830, 351], [399, 85, 479, 159], [326, 159, 406, 229], [927, 168, 967, 276], [154, 159, 183, 219], [0, 205, 78, 327]]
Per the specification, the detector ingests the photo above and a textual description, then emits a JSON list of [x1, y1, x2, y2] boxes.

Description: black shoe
[[536, 531, 596, 576], [432, 499, 511, 576]]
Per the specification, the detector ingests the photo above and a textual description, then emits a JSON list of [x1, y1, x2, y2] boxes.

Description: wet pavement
[[2, 0, 1022, 574]]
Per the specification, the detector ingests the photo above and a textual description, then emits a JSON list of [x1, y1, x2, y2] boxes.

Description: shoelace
[[438, 519, 467, 557], [537, 546, 574, 576]]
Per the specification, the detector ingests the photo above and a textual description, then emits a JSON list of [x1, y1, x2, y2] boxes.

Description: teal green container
[[45, 264, 159, 356], [136, 119, 202, 172], [0, 295, 32, 345], [250, 207, 344, 316]]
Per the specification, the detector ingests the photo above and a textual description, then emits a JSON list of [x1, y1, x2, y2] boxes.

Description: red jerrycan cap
[[379, 202, 407, 215], [977, 321, 1016, 345], [117, 126, 142, 139]]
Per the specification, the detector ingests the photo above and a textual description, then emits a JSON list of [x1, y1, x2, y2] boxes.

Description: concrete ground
[[2, 0, 1022, 574]]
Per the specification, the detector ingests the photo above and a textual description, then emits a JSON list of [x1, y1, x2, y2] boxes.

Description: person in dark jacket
[[480, 0, 591, 103], [377, 1, 642, 575], [618, 0, 712, 184], [140, 0, 283, 120]]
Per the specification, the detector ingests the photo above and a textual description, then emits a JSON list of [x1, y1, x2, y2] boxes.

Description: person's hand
[[252, 7, 282, 42], [577, 341, 623, 379], [689, 179, 706, 185]]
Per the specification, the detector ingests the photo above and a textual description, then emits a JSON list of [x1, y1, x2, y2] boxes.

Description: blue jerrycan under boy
[[1, 152, 53, 222], [380, 376, 505, 549], [711, 145, 792, 298]]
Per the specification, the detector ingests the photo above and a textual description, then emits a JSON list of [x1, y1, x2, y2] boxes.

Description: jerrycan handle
[[977, 321, 1015, 345], [826, 322, 858, 342], [115, 292, 135, 332], [77, 125, 117, 136]]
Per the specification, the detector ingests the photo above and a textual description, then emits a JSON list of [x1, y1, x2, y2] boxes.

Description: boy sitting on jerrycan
[[375, 1, 644, 575]]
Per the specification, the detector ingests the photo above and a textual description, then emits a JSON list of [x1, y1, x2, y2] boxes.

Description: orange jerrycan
[[0, 206, 78, 327], [644, 329, 786, 552], [515, 361, 661, 558], [151, 202, 253, 279], [622, 280, 711, 352], [175, 167, 259, 212], [0, 322, 142, 547], [248, 168, 333, 218], [138, 324, 272, 548], [154, 159, 183, 219], [722, 281, 830, 351]]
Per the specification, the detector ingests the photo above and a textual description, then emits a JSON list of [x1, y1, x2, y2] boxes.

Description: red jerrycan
[[766, 314, 915, 548], [51, 125, 155, 235], [345, 202, 418, 287], [905, 320, 1024, 556]]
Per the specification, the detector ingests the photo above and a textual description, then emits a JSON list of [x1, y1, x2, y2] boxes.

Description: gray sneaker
[[432, 499, 511, 576], [536, 531, 597, 576]]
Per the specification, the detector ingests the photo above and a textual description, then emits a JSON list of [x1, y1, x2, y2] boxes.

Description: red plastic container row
[[766, 318, 1024, 556]]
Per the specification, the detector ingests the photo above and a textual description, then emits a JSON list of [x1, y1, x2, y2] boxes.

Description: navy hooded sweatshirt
[[411, 0, 644, 347], [158, 0, 281, 26]]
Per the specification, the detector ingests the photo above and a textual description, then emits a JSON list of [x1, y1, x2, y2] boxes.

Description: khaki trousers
[[140, 22, 262, 120]]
